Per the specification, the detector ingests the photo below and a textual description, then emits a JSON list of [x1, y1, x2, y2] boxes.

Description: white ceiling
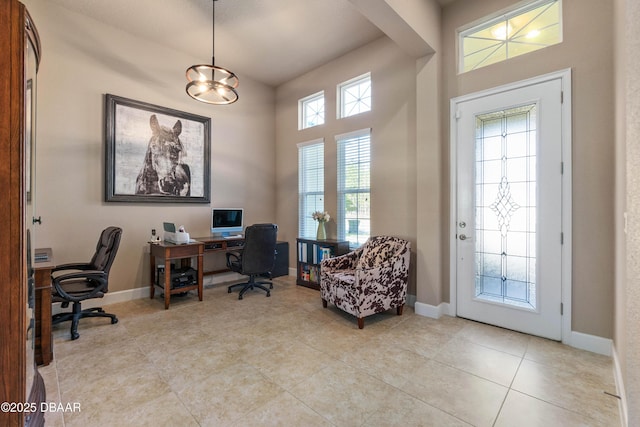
[[48, 0, 450, 87]]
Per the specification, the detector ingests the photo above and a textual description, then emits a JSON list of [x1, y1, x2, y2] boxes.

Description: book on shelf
[[311, 244, 334, 264], [298, 241, 308, 263]]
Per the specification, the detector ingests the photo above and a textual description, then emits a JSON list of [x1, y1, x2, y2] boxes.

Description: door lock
[[459, 221, 466, 228]]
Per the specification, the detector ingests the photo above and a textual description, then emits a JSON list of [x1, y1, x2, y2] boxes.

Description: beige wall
[[441, 0, 615, 338], [621, 0, 640, 421], [275, 36, 419, 292], [24, 0, 277, 293], [613, 0, 628, 415]]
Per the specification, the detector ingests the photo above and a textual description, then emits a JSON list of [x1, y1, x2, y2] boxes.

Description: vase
[[316, 221, 326, 240]]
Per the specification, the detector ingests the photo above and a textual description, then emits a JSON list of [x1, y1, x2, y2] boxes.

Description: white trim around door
[[449, 68, 572, 344]]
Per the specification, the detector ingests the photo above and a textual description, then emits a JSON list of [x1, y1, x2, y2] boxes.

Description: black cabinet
[[272, 241, 289, 278], [296, 238, 349, 290]]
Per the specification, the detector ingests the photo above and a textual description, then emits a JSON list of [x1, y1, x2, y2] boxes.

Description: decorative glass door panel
[[475, 105, 537, 310]]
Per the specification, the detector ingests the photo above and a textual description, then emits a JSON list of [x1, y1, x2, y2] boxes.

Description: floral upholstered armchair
[[320, 236, 411, 329]]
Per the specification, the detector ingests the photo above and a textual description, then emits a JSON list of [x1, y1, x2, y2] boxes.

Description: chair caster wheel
[[111, 318, 118, 324], [270, 284, 273, 289], [71, 332, 79, 340], [228, 288, 232, 293], [266, 292, 271, 297], [238, 295, 243, 300]]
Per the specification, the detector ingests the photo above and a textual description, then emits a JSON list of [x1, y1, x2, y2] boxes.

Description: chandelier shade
[[185, 0, 238, 104]]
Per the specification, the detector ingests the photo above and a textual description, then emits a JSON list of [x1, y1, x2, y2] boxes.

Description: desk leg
[[37, 285, 52, 365], [197, 254, 203, 301], [149, 252, 156, 300], [34, 267, 52, 366], [164, 258, 171, 309]]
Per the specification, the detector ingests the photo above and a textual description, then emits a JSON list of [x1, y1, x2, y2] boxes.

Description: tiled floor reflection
[[39, 276, 621, 426]]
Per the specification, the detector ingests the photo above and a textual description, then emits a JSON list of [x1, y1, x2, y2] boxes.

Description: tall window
[[298, 140, 324, 238], [459, 0, 562, 73], [299, 91, 325, 130], [336, 129, 370, 248], [338, 73, 371, 119]]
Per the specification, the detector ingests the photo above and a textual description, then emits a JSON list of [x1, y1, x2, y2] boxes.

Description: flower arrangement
[[312, 211, 330, 223]]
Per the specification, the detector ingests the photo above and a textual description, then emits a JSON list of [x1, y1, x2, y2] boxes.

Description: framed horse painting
[[104, 94, 211, 203]]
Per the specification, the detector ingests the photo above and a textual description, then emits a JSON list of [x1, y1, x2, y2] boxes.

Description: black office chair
[[226, 223, 278, 300], [52, 226, 122, 340]]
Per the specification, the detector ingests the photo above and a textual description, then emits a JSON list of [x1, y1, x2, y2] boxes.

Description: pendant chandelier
[[186, 0, 239, 104]]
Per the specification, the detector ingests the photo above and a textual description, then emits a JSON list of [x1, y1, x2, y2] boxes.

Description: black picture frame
[[105, 94, 211, 203]]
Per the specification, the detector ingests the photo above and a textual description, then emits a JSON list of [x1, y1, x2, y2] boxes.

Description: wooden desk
[[192, 236, 245, 276], [149, 241, 204, 309], [33, 249, 54, 366], [192, 236, 289, 278]]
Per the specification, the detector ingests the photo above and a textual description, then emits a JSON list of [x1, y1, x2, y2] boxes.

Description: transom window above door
[[458, 0, 562, 73]]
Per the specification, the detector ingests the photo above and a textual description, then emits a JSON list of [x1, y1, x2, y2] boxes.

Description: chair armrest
[[52, 262, 93, 273], [52, 270, 108, 302], [320, 247, 362, 272], [226, 251, 242, 268], [53, 270, 106, 282]]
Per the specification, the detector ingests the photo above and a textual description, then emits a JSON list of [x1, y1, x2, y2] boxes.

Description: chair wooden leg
[[357, 317, 364, 329], [397, 304, 404, 316], [322, 299, 327, 308]]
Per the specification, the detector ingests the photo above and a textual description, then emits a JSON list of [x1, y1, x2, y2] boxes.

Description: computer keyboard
[[222, 235, 242, 239]]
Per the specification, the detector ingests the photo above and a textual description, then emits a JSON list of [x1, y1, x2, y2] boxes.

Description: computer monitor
[[211, 208, 244, 236]]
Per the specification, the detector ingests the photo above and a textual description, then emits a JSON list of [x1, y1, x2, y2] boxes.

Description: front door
[[453, 73, 568, 340]]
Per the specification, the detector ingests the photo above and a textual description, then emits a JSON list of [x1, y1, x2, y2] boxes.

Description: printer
[[162, 222, 190, 244]]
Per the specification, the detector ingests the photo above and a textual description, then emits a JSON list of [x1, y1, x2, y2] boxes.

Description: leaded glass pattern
[[475, 104, 537, 310], [459, 0, 561, 73]]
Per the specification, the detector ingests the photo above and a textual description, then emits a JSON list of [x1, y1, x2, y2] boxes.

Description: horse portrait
[[135, 114, 191, 196]]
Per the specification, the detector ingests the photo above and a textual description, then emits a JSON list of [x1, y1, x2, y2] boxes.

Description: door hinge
[[561, 91, 564, 103], [561, 232, 564, 244], [561, 302, 564, 315], [561, 162, 564, 174]]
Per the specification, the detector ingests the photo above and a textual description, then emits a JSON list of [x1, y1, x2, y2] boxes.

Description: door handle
[[459, 234, 467, 240]]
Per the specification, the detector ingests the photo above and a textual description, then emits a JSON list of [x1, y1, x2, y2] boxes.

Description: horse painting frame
[[105, 94, 211, 203]]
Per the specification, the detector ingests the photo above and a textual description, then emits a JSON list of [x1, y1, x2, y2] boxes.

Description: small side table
[[149, 241, 204, 309], [33, 249, 54, 366]]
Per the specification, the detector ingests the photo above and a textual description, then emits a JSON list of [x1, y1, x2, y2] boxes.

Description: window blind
[[298, 139, 324, 238], [336, 129, 371, 247]]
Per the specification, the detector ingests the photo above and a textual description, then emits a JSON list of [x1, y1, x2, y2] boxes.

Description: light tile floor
[[39, 276, 622, 426]]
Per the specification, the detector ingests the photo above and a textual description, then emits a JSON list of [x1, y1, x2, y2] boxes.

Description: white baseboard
[[414, 301, 452, 319], [413, 303, 613, 356], [568, 330, 612, 356], [612, 345, 629, 427], [289, 267, 297, 277]]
